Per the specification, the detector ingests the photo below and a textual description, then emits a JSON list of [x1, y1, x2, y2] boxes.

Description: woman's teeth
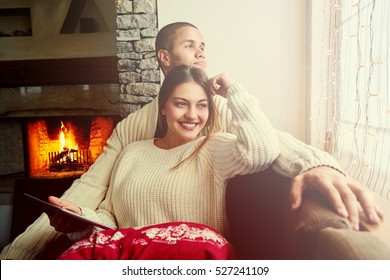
[[182, 122, 196, 129]]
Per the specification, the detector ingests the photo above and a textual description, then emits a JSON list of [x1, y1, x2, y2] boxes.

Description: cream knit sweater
[[0, 83, 342, 259], [75, 86, 280, 238]]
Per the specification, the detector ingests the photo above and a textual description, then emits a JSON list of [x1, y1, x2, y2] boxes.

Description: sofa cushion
[[316, 228, 390, 259], [292, 190, 351, 259]]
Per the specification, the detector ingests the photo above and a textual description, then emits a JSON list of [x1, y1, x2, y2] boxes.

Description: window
[[327, 0, 389, 200]]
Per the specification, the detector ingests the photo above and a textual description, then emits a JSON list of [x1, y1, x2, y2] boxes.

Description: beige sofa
[[226, 168, 390, 259], [37, 168, 390, 259]]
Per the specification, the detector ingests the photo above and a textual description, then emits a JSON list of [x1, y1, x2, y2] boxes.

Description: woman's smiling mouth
[[180, 122, 198, 130]]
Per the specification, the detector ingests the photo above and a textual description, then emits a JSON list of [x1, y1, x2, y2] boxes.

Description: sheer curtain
[[325, 0, 390, 200]]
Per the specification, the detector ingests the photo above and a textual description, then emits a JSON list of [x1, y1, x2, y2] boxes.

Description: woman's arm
[[210, 76, 280, 178]]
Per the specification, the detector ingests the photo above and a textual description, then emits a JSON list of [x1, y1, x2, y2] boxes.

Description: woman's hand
[[209, 73, 233, 98], [48, 196, 81, 214], [45, 196, 88, 233]]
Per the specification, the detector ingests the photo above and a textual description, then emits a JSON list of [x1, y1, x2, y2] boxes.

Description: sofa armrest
[[316, 228, 390, 259], [226, 168, 353, 259], [226, 168, 292, 259], [290, 190, 351, 259]]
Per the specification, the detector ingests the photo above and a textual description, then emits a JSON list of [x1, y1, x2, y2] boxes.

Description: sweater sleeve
[[67, 143, 138, 242], [66, 207, 118, 242], [214, 92, 346, 178], [271, 130, 346, 178], [0, 99, 159, 260], [210, 83, 280, 179], [67, 162, 123, 242]]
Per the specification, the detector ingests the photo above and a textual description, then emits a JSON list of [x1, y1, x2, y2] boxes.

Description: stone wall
[[115, 0, 160, 117]]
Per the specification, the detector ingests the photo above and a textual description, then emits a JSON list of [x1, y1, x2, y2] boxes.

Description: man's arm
[[272, 130, 383, 229], [213, 92, 382, 229], [271, 130, 345, 178]]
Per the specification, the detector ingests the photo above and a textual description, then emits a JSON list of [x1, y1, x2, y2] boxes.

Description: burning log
[[49, 148, 78, 163], [48, 148, 90, 172]]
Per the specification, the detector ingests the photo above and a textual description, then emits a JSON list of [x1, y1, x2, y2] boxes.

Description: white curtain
[[327, 0, 390, 200]]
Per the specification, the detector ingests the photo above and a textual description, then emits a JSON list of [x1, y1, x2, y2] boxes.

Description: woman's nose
[[184, 108, 197, 120]]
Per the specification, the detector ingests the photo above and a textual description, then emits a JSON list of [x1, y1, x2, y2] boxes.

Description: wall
[[158, 0, 308, 142], [0, 0, 117, 60], [116, 0, 160, 116]]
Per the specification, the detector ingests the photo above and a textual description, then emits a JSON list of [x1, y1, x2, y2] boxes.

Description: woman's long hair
[[157, 65, 221, 169]]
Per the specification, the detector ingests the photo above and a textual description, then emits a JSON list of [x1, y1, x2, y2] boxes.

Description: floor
[[0, 177, 16, 250], [0, 205, 13, 250]]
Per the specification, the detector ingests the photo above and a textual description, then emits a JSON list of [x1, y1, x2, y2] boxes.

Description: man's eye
[[185, 44, 193, 49]]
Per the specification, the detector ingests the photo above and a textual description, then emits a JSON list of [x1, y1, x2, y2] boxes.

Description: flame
[[59, 121, 78, 152]]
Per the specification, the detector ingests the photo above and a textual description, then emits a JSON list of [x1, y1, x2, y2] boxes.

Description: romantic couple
[[0, 22, 382, 260]]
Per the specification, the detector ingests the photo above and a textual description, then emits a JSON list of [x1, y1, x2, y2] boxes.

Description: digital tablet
[[24, 193, 116, 230]]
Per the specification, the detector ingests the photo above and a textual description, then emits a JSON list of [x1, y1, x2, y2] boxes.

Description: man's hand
[[290, 166, 383, 230], [45, 196, 88, 233], [209, 73, 233, 98]]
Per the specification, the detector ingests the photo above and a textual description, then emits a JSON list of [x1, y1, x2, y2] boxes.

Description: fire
[[26, 116, 115, 177], [59, 121, 78, 152]]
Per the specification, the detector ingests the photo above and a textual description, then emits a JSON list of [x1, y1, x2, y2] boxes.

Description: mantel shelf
[[0, 56, 119, 87]]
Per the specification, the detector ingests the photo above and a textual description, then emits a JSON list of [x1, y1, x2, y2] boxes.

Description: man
[[0, 22, 382, 260]]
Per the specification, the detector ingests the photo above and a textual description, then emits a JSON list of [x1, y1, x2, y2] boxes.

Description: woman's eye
[[198, 103, 208, 109], [175, 102, 187, 107]]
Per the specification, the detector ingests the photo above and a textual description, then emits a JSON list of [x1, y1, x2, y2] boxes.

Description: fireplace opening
[[23, 115, 119, 178]]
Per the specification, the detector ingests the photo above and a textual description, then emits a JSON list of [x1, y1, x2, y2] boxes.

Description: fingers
[[289, 176, 304, 210], [48, 196, 81, 215], [209, 76, 220, 94], [290, 173, 351, 221], [290, 168, 360, 229], [291, 166, 385, 231], [208, 73, 232, 97], [335, 182, 360, 230], [348, 182, 383, 224], [289, 164, 386, 233], [48, 196, 62, 206], [320, 182, 350, 220]]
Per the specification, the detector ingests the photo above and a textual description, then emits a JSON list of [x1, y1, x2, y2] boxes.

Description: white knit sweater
[[0, 83, 343, 259], [75, 84, 280, 239]]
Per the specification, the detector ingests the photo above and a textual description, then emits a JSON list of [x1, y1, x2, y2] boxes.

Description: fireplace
[[8, 114, 120, 239], [22, 115, 119, 178]]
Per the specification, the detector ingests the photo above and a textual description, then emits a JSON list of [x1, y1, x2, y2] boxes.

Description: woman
[[53, 65, 280, 259]]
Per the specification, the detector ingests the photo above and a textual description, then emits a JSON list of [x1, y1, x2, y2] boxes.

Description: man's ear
[[157, 49, 171, 68]]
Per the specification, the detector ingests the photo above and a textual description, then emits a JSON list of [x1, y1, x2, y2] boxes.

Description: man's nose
[[196, 47, 205, 58]]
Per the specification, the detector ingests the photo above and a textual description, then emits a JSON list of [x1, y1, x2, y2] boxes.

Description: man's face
[[166, 26, 207, 72]]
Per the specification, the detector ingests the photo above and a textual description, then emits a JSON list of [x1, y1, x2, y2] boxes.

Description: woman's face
[[161, 81, 209, 147]]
